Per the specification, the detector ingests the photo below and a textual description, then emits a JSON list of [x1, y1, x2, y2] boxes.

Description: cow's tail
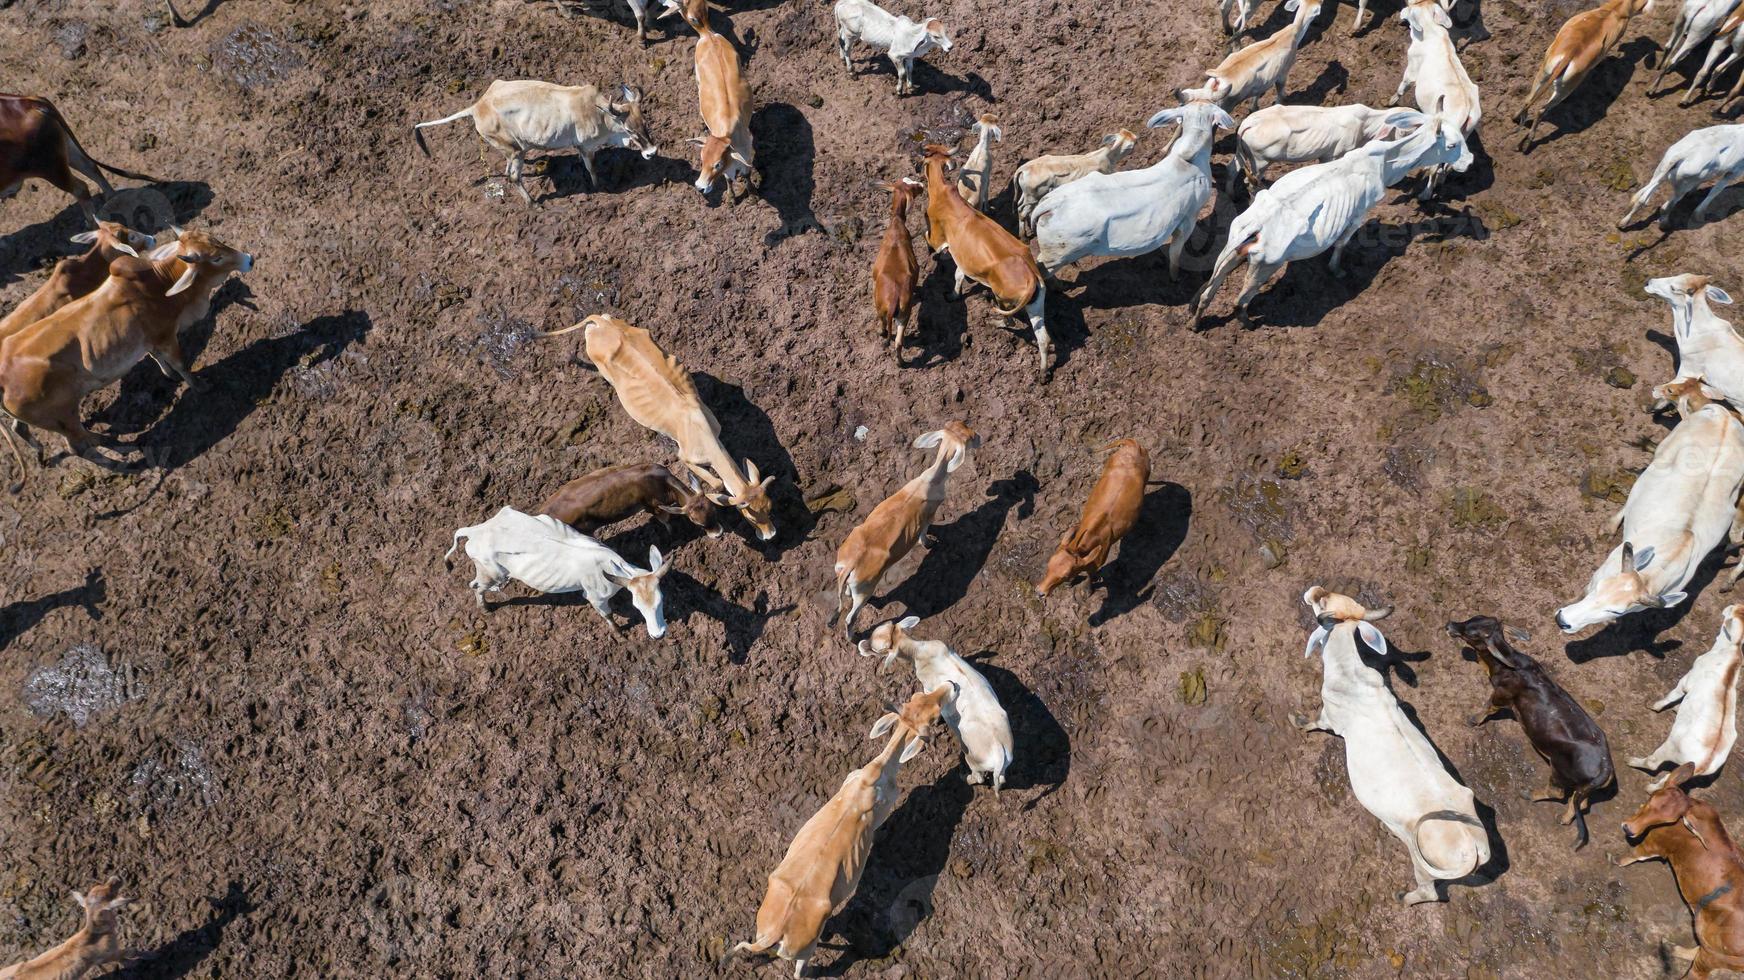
[[47, 102, 160, 192], [537, 322, 588, 339], [1411, 810, 1485, 880], [413, 106, 476, 156], [0, 407, 27, 495], [992, 271, 1040, 317], [444, 529, 468, 570]]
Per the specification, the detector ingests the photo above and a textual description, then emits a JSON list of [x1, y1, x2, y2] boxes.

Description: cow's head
[[1622, 762, 1699, 841], [71, 221, 154, 259], [161, 228, 254, 297], [608, 545, 671, 639], [71, 877, 129, 931], [869, 682, 955, 762], [605, 84, 658, 160], [1302, 586, 1391, 657], [688, 134, 751, 194], [1652, 376, 1725, 416], [702, 458, 776, 540], [660, 471, 725, 538], [1647, 274, 1733, 327], [857, 615, 921, 671], [1035, 532, 1092, 597], [1400, 0, 1452, 33], [1555, 542, 1682, 633]]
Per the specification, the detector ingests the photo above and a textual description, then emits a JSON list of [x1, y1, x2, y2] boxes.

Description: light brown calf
[[871, 177, 921, 354], [667, 0, 754, 196], [1515, 0, 1655, 149], [0, 229, 253, 488], [1618, 763, 1744, 979], [0, 222, 155, 346], [833, 422, 979, 636], [0, 878, 130, 980], [1035, 439, 1150, 597], [544, 314, 778, 539], [732, 685, 951, 978], [921, 145, 1050, 376]]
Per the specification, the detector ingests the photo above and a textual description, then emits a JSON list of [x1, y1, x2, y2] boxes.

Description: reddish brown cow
[[871, 177, 921, 354], [1035, 439, 1150, 596], [1618, 762, 1744, 979], [0, 230, 253, 488], [0, 95, 156, 223], [534, 461, 724, 537], [0, 222, 156, 346]]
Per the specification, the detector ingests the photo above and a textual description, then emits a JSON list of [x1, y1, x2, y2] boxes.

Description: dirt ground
[[1, 0, 1743, 976]]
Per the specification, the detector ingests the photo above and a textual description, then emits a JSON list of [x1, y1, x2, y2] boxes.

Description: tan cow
[[0, 221, 155, 346], [665, 0, 754, 196], [871, 177, 922, 354], [922, 145, 1050, 377], [543, 314, 777, 539], [0, 229, 253, 488], [1035, 439, 1150, 597], [1516, 0, 1655, 150], [0, 878, 130, 980], [732, 685, 951, 978], [833, 422, 979, 636]]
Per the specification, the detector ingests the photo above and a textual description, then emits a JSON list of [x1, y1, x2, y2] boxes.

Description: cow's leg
[[837, 28, 854, 71], [1692, 166, 1743, 223], [1233, 259, 1285, 324], [1400, 863, 1441, 905], [1026, 288, 1051, 379], [1532, 781, 1568, 803], [580, 149, 600, 190], [149, 336, 204, 390], [1189, 247, 1246, 327], [506, 153, 532, 206], [1166, 217, 1195, 281], [952, 267, 968, 299], [1660, 174, 1704, 230], [1684, 39, 1730, 103], [10, 419, 45, 464], [1330, 228, 1361, 276]]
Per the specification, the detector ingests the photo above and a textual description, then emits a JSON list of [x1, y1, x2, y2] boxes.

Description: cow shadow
[[1089, 482, 1192, 627], [113, 881, 253, 980], [691, 372, 814, 556], [90, 278, 257, 437], [129, 310, 372, 472], [0, 568, 105, 653], [907, 258, 971, 369], [536, 152, 693, 202], [753, 103, 824, 245], [0, 181, 213, 288], [970, 657, 1071, 807], [1625, 185, 1744, 236], [1561, 554, 1725, 663], [1296, 60, 1351, 104], [165, 0, 227, 27], [815, 769, 975, 976], [1519, 38, 1656, 153], [877, 471, 1039, 621], [663, 571, 795, 664], [846, 55, 993, 100]]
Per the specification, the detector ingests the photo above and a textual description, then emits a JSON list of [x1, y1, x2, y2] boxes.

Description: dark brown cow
[[1619, 763, 1744, 979], [0, 95, 157, 223], [0, 222, 156, 346], [534, 461, 724, 537], [0, 229, 253, 488]]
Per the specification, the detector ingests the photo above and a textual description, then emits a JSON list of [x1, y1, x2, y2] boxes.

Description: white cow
[[833, 0, 952, 96], [1232, 104, 1425, 192], [1031, 100, 1236, 281], [412, 80, 658, 204], [445, 506, 671, 637], [1390, 0, 1481, 199], [1013, 130, 1139, 237], [1618, 124, 1744, 231], [1649, 273, 1744, 405], [1189, 116, 1473, 326], [1556, 378, 1744, 633], [860, 616, 1014, 793], [1654, 0, 1740, 101], [1295, 587, 1490, 905], [1629, 604, 1744, 789], [956, 114, 1002, 212]]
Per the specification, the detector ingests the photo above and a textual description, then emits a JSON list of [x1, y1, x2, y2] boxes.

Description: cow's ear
[[899, 737, 927, 763], [111, 242, 138, 258], [165, 264, 201, 296], [70, 231, 98, 244], [1709, 285, 1734, 306], [899, 615, 920, 630]]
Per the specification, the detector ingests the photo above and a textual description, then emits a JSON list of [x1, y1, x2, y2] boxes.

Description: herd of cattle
[[1, 0, 1744, 974]]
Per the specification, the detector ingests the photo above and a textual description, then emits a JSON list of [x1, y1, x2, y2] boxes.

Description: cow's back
[[587, 321, 704, 440], [0, 95, 62, 175], [695, 35, 749, 140], [1627, 407, 1744, 551]]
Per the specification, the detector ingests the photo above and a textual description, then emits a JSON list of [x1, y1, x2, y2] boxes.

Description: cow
[[1389, 0, 1482, 198], [1618, 124, 1744, 231], [0, 95, 157, 225], [1295, 587, 1491, 904], [922, 144, 1050, 376], [832, 422, 979, 637], [1516, 0, 1656, 151], [1555, 377, 1744, 633], [1618, 763, 1744, 980], [1446, 616, 1615, 848], [1652, 0, 1740, 103], [413, 80, 656, 204], [1646, 273, 1744, 405], [1628, 604, 1744, 789], [0, 878, 130, 980], [1180, 0, 1324, 113], [445, 506, 671, 636], [1034, 440, 1150, 597], [833, 0, 952, 96], [731, 685, 951, 978], [1231, 104, 1425, 193], [541, 314, 778, 539], [870, 177, 922, 354], [0, 221, 155, 346], [956, 114, 1001, 212], [1013, 130, 1139, 237], [0, 229, 253, 489], [533, 460, 723, 538], [665, 0, 754, 197], [860, 615, 1013, 793]]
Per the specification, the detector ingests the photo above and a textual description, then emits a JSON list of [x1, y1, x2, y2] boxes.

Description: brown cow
[[1618, 762, 1744, 978], [0, 222, 156, 346], [665, 0, 754, 197], [871, 177, 921, 354], [921, 144, 1051, 377], [0, 95, 157, 224], [0, 878, 130, 980], [0, 229, 254, 487], [534, 460, 724, 537], [1515, 0, 1655, 150], [1035, 439, 1150, 597]]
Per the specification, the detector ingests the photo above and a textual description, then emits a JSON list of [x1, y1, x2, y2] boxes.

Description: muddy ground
[[0, 0, 1742, 976]]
